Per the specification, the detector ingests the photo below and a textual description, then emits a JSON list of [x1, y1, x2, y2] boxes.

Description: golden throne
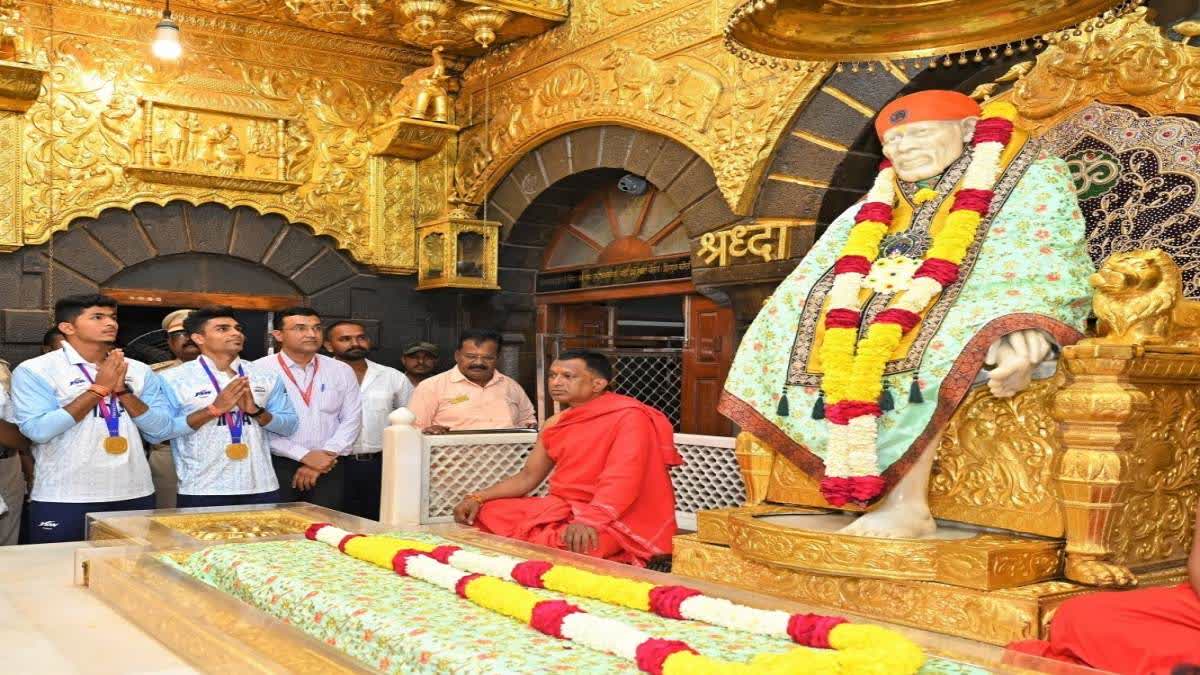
[[673, 8, 1200, 645]]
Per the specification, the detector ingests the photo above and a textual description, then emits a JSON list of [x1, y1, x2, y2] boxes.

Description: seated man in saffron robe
[[452, 350, 681, 566], [1008, 500, 1200, 673]]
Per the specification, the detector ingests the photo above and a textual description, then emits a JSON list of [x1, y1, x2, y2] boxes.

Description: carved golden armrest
[[1052, 343, 1200, 588]]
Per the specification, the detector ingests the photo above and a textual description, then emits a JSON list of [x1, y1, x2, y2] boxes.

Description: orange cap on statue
[[875, 90, 982, 139]]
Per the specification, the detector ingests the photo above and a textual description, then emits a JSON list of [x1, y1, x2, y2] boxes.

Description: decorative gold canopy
[[136, 0, 566, 55], [725, 0, 1134, 65]]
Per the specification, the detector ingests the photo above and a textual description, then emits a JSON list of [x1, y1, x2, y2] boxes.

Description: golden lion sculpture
[[1089, 249, 1200, 347]]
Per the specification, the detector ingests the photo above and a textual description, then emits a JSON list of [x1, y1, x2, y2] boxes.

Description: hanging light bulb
[[151, 0, 182, 60]]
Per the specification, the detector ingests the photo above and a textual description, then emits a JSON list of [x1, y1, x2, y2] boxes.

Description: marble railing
[[379, 409, 745, 530]]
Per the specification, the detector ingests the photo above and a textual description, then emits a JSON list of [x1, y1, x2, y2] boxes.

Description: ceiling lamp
[[399, 0, 454, 34], [459, 6, 510, 49], [724, 0, 1142, 70], [150, 0, 182, 60]]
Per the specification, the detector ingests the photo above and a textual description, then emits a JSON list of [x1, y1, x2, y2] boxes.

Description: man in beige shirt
[[408, 330, 536, 434]]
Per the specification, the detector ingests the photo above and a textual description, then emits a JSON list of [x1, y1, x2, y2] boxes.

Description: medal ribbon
[[76, 363, 120, 439], [199, 356, 246, 444], [277, 353, 319, 406]]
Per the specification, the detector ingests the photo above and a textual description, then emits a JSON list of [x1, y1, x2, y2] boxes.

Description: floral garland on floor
[[816, 101, 1018, 507], [306, 524, 925, 674]]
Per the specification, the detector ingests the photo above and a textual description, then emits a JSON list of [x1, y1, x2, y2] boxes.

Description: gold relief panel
[[1001, 8, 1200, 136], [1106, 379, 1200, 567], [695, 504, 798, 545], [10, 2, 437, 273], [673, 535, 1191, 645], [149, 510, 314, 541], [0, 110, 19, 251], [128, 98, 302, 192], [726, 510, 1063, 591], [674, 535, 1049, 645], [928, 376, 1065, 537], [454, 0, 829, 214]]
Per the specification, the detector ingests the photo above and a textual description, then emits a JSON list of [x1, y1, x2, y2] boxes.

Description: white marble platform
[[0, 542, 198, 674]]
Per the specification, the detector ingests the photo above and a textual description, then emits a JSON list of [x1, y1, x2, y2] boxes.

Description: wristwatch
[[245, 407, 266, 418]]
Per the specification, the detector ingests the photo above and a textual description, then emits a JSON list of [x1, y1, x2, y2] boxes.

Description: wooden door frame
[[535, 278, 695, 305], [102, 287, 302, 311]]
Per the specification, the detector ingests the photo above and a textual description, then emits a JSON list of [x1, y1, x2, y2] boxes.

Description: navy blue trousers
[[28, 494, 156, 544], [175, 490, 281, 509]]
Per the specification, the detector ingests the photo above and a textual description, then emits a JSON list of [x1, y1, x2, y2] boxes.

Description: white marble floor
[[0, 542, 198, 674]]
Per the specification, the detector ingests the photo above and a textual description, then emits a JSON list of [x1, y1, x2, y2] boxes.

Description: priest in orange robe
[[452, 350, 681, 566], [1008, 500, 1200, 673]]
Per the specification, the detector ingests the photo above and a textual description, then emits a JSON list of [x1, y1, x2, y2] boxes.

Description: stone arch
[[0, 201, 463, 367], [484, 125, 736, 245]]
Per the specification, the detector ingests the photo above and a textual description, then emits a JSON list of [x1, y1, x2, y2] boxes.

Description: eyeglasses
[[167, 329, 187, 339], [461, 353, 497, 363]]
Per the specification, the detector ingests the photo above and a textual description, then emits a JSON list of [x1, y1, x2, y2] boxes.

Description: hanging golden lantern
[[724, 0, 1140, 67], [416, 215, 501, 290]]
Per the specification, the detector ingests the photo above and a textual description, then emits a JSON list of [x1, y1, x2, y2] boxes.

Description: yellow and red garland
[[306, 523, 925, 674], [816, 102, 1018, 507]]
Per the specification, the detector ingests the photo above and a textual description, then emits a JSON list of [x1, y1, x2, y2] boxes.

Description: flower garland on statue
[[306, 523, 925, 674], [816, 101, 1018, 508]]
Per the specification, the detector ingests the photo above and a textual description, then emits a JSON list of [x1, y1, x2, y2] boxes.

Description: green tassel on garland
[[879, 383, 895, 412], [776, 387, 790, 417], [908, 374, 924, 404], [811, 391, 826, 420]]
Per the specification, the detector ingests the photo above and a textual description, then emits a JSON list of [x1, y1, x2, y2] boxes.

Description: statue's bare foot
[[1066, 557, 1138, 588], [838, 504, 937, 539]]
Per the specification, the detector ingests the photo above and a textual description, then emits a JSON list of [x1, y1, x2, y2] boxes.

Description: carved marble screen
[[1042, 102, 1200, 298]]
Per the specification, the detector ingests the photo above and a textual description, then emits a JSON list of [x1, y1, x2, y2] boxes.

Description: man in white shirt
[[324, 320, 412, 520], [256, 307, 361, 510], [11, 294, 172, 543], [0, 360, 31, 545], [155, 307, 299, 508]]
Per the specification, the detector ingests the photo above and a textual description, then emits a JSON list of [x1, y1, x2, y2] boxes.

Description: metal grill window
[[609, 355, 683, 429], [537, 334, 685, 431]]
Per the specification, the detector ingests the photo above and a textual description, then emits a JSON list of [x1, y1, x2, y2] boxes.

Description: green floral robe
[[719, 147, 1094, 489]]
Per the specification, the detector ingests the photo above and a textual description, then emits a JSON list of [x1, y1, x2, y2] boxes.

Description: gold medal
[[103, 436, 128, 455], [226, 443, 250, 460]]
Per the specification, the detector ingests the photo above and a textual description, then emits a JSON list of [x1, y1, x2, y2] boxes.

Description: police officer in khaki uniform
[[149, 309, 199, 508], [0, 358, 31, 545]]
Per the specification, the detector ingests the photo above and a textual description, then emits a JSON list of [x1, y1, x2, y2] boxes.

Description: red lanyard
[[277, 353, 319, 406]]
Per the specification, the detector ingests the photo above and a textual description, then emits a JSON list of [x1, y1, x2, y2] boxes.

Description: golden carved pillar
[[1052, 344, 1144, 587], [0, 110, 19, 251]]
